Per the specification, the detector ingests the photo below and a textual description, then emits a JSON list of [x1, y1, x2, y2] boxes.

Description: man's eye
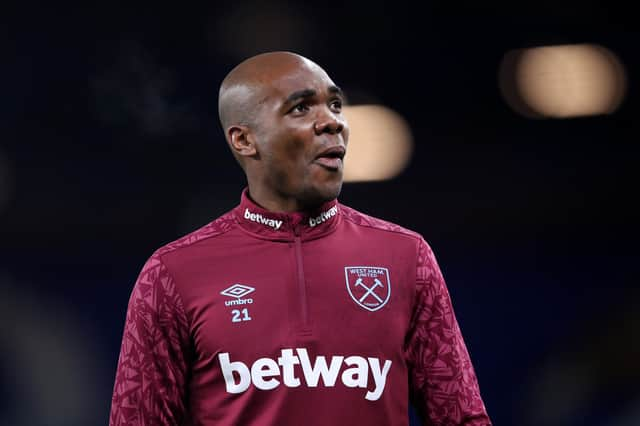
[[330, 100, 343, 111], [292, 103, 308, 113]]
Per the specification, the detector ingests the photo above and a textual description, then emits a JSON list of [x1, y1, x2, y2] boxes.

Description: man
[[109, 51, 491, 425]]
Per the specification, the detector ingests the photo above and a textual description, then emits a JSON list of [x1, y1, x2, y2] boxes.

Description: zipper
[[293, 224, 310, 331]]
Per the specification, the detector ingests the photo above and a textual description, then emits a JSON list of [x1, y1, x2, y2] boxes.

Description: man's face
[[250, 60, 349, 208]]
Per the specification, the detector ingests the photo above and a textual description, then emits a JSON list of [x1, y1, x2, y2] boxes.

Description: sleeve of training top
[[109, 253, 191, 426], [406, 239, 491, 425]]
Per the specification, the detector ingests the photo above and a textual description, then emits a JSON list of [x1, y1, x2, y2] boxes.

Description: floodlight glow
[[342, 105, 413, 182], [499, 44, 627, 118]]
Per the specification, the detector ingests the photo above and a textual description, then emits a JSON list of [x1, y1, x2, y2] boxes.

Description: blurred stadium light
[[499, 44, 627, 119], [342, 105, 413, 182]]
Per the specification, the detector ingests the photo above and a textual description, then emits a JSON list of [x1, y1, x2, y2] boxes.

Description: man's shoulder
[[339, 203, 424, 242], [154, 208, 238, 258]]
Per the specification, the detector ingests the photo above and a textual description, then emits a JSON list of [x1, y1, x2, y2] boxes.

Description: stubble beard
[[299, 176, 343, 209]]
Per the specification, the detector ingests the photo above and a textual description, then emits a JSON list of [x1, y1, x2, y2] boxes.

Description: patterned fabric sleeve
[[406, 239, 491, 425], [109, 253, 191, 426]]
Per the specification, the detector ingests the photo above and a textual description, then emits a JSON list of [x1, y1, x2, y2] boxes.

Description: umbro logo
[[221, 284, 255, 299], [221, 284, 255, 306]]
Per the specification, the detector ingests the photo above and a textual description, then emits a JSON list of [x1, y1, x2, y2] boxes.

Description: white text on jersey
[[219, 348, 392, 401], [309, 206, 338, 227], [244, 209, 283, 230]]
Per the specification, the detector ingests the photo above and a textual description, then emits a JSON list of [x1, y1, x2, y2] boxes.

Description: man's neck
[[246, 186, 325, 213]]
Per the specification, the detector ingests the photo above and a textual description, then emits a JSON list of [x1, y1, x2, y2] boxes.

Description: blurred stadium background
[[1, 1, 638, 425]]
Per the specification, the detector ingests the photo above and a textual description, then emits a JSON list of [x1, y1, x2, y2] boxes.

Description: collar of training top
[[233, 188, 340, 240]]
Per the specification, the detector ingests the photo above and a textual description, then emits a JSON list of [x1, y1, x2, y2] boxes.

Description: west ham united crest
[[345, 266, 391, 312]]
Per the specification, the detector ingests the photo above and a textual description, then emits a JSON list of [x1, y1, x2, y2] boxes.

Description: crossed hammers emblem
[[355, 278, 384, 303]]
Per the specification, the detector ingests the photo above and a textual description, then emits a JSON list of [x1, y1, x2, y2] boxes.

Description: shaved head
[[218, 51, 324, 131]]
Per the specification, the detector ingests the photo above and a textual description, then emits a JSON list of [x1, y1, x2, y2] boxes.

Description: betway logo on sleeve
[[309, 205, 338, 227], [219, 348, 392, 401], [244, 208, 283, 230]]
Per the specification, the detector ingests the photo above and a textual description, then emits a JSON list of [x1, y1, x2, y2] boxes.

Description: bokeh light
[[499, 44, 627, 118], [342, 105, 413, 182]]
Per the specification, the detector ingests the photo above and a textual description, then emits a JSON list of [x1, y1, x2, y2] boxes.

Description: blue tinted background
[[1, 2, 638, 425]]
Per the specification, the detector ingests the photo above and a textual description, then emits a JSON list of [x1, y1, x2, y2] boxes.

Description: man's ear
[[227, 125, 257, 158]]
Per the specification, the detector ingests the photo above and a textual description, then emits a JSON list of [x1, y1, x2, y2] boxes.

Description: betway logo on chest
[[244, 208, 282, 230], [219, 348, 391, 401], [309, 205, 338, 227]]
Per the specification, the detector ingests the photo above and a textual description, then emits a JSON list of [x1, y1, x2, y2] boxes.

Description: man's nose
[[314, 110, 345, 135]]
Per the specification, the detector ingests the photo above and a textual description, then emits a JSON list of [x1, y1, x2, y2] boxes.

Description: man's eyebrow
[[330, 85, 348, 104], [285, 89, 317, 104], [284, 86, 346, 104], [328, 85, 344, 98]]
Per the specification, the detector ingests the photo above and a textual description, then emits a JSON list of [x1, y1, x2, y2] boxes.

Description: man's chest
[[180, 238, 415, 357]]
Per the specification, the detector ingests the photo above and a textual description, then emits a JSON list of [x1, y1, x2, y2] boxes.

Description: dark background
[[1, 1, 638, 425]]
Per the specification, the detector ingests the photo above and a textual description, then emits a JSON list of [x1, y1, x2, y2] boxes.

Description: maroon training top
[[109, 189, 491, 425]]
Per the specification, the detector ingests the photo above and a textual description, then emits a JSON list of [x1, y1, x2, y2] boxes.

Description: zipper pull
[[290, 214, 304, 237], [293, 223, 302, 237]]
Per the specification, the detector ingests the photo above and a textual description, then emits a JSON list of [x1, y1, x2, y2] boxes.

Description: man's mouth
[[314, 146, 346, 170]]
